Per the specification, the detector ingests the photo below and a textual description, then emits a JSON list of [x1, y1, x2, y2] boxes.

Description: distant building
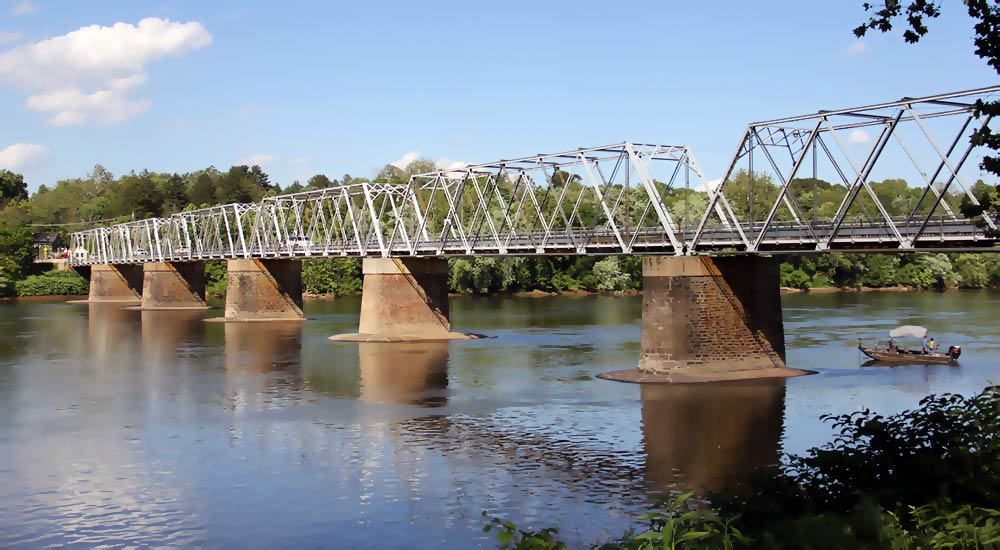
[[32, 232, 65, 260]]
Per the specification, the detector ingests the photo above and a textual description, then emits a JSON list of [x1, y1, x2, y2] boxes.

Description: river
[[0, 291, 998, 548]]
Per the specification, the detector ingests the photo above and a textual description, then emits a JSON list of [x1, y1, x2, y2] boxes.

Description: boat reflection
[[640, 379, 786, 494]]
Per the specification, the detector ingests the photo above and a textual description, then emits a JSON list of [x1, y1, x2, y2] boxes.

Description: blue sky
[[0, 0, 996, 191]]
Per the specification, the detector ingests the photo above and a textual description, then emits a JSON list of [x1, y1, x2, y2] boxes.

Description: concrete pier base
[[330, 258, 480, 342], [214, 259, 305, 322], [71, 263, 143, 304], [600, 256, 809, 384], [134, 262, 208, 310]]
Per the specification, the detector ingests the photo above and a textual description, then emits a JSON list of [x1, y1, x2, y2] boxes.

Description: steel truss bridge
[[69, 86, 999, 267]]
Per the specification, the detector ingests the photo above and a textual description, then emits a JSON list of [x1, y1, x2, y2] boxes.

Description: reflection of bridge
[[65, 87, 999, 382]]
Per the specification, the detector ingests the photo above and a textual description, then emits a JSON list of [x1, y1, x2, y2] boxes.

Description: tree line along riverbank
[[4, 251, 998, 299]]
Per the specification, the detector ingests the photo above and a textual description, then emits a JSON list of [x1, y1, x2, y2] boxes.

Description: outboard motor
[[948, 345, 962, 360]]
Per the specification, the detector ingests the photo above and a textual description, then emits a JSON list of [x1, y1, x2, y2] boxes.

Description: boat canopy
[[889, 325, 927, 338]]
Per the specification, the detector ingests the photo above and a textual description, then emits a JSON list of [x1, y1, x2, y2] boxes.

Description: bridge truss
[[692, 85, 1000, 252], [69, 87, 999, 266]]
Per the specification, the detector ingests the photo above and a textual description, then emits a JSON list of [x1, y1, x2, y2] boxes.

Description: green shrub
[[781, 268, 811, 290], [15, 270, 89, 296], [718, 386, 1000, 532], [302, 258, 362, 296], [953, 254, 990, 288], [0, 275, 14, 297], [593, 257, 631, 291], [491, 386, 1000, 549]]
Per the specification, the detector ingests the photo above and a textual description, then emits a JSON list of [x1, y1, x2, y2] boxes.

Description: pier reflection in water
[[223, 321, 306, 410], [358, 342, 449, 406], [140, 309, 204, 364], [640, 381, 786, 494]]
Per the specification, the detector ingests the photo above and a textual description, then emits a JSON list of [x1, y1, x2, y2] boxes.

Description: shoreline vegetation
[[486, 386, 1000, 550], [3, 252, 1000, 299]]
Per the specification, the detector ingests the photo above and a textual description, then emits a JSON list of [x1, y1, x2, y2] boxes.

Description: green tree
[[188, 172, 216, 207], [307, 174, 333, 189], [592, 257, 631, 291], [160, 173, 188, 215], [0, 170, 28, 206], [953, 254, 990, 288], [216, 165, 268, 204], [248, 165, 274, 192], [108, 170, 163, 219], [0, 221, 34, 279]]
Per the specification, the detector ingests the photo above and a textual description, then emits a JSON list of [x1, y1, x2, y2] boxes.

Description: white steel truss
[[690, 85, 1000, 253], [390, 142, 712, 256], [68, 88, 1000, 266]]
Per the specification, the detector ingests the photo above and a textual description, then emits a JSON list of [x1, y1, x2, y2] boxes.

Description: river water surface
[[1, 292, 999, 548]]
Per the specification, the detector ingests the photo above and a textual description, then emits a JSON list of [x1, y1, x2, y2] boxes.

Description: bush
[[491, 386, 1000, 549], [718, 387, 1000, 532], [593, 257, 631, 291], [953, 254, 990, 288], [15, 270, 89, 296], [203, 261, 227, 297], [302, 258, 362, 296], [781, 267, 811, 290], [0, 275, 14, 297]]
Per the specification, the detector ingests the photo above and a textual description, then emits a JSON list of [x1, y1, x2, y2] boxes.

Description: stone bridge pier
[[331, 258, 478, 341], [136, 262, 207, 310], [602, 255, 808, 383], [218, 259, 304, 322], [72, 263, 143, 303]]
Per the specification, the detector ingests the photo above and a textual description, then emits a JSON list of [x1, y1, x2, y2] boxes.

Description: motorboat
[[858, 325, 961, 365]]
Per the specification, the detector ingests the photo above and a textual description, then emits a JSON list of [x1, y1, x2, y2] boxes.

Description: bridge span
[[66, 86, 999, 383]]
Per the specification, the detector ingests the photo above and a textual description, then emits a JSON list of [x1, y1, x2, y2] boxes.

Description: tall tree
[[0, 221, 34, 279], [160, 173, 189, 215], [0, 170, 28, 205], [248, 165, 273, 192], [188, 172, 216, 207], [90, 164, 114, 185], [217, 165, 267, 204], [307, 174, 333, 189]]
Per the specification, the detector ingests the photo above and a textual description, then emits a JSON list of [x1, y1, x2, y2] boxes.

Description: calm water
[[1, 292, 999, 548]]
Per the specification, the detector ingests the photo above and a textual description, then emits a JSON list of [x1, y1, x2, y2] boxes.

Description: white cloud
[[0, 17, 211, 125], [164, 118, 185, 131], [848, 129, 871, 144], [0, 30, 24, 46], [0, 142, 47, 172], [847, 40, 869, 55], [435, 156, 467, 171], [391, 150, 420, 169], [26, 74, 151, 126], [10, 1, 38, 16], [238, 153, 277, 166], [697, 177, 723, 193]]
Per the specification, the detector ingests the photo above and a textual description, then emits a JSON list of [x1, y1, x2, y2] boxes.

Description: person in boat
[[929, 337, 937, 352], [888, 337, 896, 351], [923, 335, 931, 355]]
